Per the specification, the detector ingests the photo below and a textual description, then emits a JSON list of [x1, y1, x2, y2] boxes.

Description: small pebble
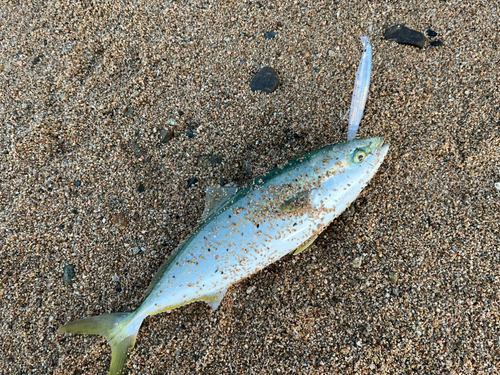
[[352, 256, 363, 268], [159, 129, 174, 143], [63, 264, 76, 285], [74, 180, 81, 187], [430, 40, 444, 47], [384, 25, 426, 48], [167, 118, 177, 126], [187, 177, 198, 188], [137, 184, 145, 193], [264, 30, 277, 39], [250, 67, 280, 93], [389, 272, 398, 284], [129, 140, 147, 158], [426, 29, 438, 37]]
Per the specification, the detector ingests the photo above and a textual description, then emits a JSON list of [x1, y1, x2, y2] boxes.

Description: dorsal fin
[[201, 187, 238, 222]]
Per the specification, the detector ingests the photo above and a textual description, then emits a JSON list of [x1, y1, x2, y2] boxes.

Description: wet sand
[[1, 0, 499, 374]]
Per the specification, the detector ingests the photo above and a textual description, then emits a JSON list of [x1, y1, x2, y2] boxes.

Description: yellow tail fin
[[58, 312, 144, 375]]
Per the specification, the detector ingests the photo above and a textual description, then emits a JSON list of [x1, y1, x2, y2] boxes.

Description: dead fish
[[59, 137, 389, 374], [347, 36, 372, 140]]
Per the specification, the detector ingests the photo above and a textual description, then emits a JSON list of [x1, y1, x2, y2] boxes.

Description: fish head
[[311, 137, 389, 211]]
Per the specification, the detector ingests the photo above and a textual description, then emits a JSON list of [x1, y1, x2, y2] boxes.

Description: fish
[[347, 36, 372, 140], [59, 137, 389, 375]]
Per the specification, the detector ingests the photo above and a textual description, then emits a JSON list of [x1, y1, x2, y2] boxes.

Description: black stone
[[33, 55, 43, 65], [264, 30, 277, 40], [220, 177, 225, 186], [137, 184, 145, 193], [178, 110, 184, 116], [426, 29, 438, 37], [187, 177, 198, 188], [430, 40, 444, 47], [75, 180, 81, 187], [63, 264, 76, 285], [116, 287, 122, 292], [384, 25, 426, 48], [39, 188, 44, 193], [59, 224, 64, 229], [250, 67, 280, 94], [186, 130, 195, 138], [72, 209, 78, 214]]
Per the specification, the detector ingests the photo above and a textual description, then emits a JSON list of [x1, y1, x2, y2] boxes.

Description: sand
[[1, 0, 499, 374]]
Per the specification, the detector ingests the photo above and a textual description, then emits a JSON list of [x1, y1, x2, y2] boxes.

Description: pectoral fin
[[293, 234, 318, 255], [201, 289, 227, 310]]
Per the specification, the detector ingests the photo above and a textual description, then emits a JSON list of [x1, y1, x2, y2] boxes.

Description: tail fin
[[58, 311, 145, 375]]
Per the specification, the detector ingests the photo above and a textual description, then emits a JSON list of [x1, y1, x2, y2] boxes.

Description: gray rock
[[129, 140, 147, 158], [63, 264, 76, 285], [389, 272, 398, 284], [264, 30, 277, 40], [384, 25, 426, 48], [250, 67, 280, 94]]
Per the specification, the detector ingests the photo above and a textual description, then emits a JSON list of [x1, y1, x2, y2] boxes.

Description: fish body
[[347, 36, 372, 140], [59, 137, 389, 375]]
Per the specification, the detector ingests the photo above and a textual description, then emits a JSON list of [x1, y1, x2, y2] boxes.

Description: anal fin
[[293, 234, 318, 255], [201, 289, 227, 310]]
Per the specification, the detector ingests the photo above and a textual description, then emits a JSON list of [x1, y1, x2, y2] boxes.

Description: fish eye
[[352, 149, 366, 164]]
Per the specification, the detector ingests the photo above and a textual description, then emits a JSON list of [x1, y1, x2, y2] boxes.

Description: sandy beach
[[1, 0, 499, 373]]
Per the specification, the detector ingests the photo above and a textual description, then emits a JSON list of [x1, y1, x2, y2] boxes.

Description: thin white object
[[347, 36, 372, 140]]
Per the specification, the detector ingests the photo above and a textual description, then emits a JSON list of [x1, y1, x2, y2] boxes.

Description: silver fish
[[59, 137, 389, 374], [347, 36, 372, 140]]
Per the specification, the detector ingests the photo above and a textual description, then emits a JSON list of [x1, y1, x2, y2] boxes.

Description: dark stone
[[39, 188, 44, 193], [187, 177, 198, 188], [186, 130, 195, 138], [137, 184, 145, 193], [264, 30, 277, 40], [59, 224, 64, 229], [124, 107, 134, 117], [129, 140, 147, 158], [75, 180, 81, 187], [63, 264, 76, 285], [72, 209, 78, 214], [250, 67, 280, 94], [220, 178, 225, 186], [177, 110, 184, 116], [116, 287, 122, 292], [33, 55, 43, 65], [159, 129, 174, 143], [198, 154, 223, 168], [426, 29, 438, 37], [44, 39, 47, 46], [430, 40, 444, 47], [384, 25, 426, 48]]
